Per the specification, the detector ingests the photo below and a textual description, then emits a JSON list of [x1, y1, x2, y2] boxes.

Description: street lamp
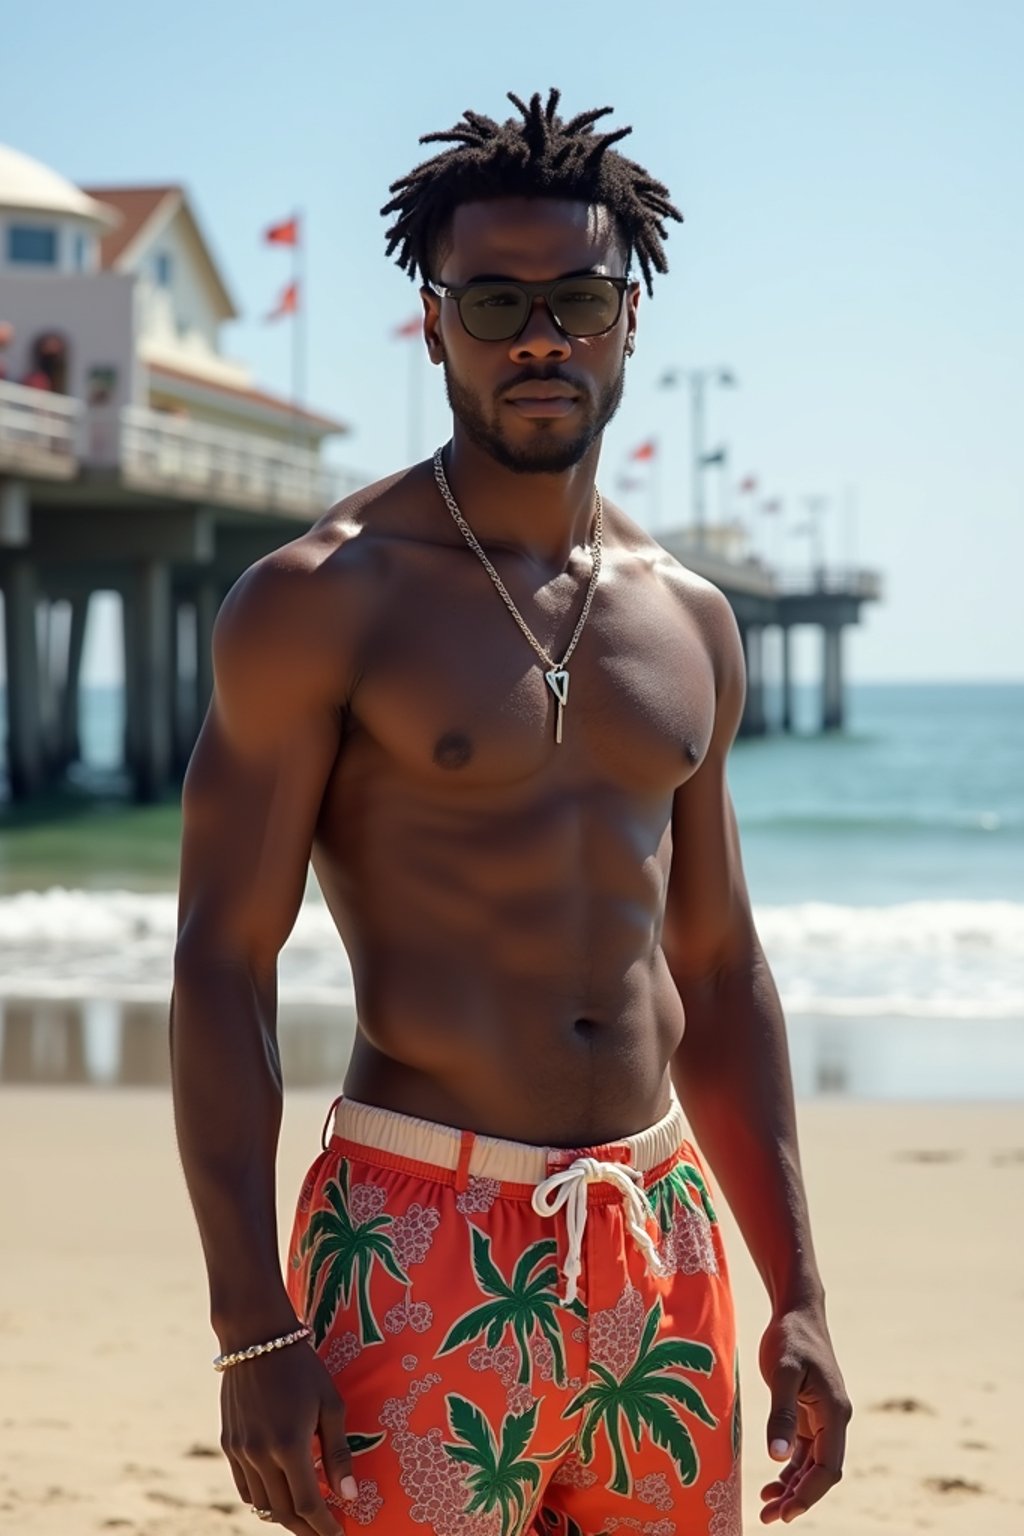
[[658, 366, 738, 546]]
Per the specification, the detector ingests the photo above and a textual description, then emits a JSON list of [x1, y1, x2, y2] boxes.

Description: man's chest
[[347, 563, 717, 795]]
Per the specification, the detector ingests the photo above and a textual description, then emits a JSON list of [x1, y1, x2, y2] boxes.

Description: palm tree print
[[648, 1159, 718, 1234], [443, 1394, 548, 1535], [564, 1295, 718, 1496], [295, 1160, 409, 1346], [438, 1226, 585, 1386], [346, 1431, 385, 1455]]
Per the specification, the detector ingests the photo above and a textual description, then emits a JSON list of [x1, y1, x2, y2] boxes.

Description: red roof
[[148, 361, 349, 436], [81, 185, 180, 268]]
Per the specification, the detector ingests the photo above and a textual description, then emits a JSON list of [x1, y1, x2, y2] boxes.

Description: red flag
[[392, 315, 421, 339], [266, 280, 299, 321], [738, 475, 758, 494], [630, 439, 657, 462], [265, 216, 299, 246]]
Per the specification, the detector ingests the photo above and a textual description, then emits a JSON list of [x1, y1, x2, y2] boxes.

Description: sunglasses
[[426, 275, 634, 343]]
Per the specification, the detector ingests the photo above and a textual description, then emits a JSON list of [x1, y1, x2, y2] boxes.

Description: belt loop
[[320, 1094, 343, 1151], [455, 1129, 476, 1192]]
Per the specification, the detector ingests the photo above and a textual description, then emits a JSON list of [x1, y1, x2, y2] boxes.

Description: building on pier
[[0, 143, 355, 802]]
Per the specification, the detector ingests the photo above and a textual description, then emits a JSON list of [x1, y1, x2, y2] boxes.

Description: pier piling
[[2, 554, 44, 799]]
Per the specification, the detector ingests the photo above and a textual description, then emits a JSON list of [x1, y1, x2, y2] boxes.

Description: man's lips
[[502, 382, 581, 418], [504, 396, 579, 418], [503, 382, 578, 401]]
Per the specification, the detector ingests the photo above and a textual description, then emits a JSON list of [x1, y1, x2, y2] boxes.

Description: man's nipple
[[433, 731, 474, 770]]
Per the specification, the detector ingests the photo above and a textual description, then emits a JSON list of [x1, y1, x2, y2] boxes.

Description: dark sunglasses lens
[[550, 278, 622, 337], [458, 283, 530, 341]]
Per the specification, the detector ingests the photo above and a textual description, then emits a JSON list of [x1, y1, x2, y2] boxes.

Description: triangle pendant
[[544, 668, 570, 707]]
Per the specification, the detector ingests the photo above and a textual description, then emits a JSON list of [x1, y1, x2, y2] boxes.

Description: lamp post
[[659, 366, 737, 547], [804, 495, 828, 587]]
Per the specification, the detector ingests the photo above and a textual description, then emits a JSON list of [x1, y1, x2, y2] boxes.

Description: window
[[73, 232, 89, 271], [155, 251, 173, 287], [8, 225, 58, 264]]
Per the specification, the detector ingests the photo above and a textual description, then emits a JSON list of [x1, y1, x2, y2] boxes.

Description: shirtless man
[[172, 90, 850, 1536]]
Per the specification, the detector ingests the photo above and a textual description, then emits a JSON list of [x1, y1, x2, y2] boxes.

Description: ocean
[[1, 682, 1022, 1097]]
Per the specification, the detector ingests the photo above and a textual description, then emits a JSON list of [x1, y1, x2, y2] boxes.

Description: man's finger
[[277, 1446, 341, 1536], [760, 1465, 804, 1499], [223, 1450, 251, 1506], [760, 1433, 812, 1521], [766, 1361, 804, 1460], [777, 1410, 849, 1518], [239, 1463, 274, 1523], [777, 1460, 842, 1521], [318, 1393, 356, 1500]]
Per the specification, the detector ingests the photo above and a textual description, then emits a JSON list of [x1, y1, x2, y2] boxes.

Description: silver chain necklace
[[432, 446, 603, 745]]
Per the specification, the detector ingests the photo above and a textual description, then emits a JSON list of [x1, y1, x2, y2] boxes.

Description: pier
[[660, 529, 882, 738], [0, 378, 360, 800]]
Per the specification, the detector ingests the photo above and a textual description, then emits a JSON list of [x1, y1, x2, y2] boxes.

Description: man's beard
[[442, 354, 627, 474]]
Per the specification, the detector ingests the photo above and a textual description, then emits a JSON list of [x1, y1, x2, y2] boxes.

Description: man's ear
[[625, 281, 641, 358], [422, 287, 445, 366]]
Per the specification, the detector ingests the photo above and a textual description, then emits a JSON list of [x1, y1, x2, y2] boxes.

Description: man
[[0, 320, 13, 381], [172, 90, 850, 1536]]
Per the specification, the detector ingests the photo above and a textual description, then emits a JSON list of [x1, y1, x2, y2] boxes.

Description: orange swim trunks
[[286, 1097, 741, 1535]]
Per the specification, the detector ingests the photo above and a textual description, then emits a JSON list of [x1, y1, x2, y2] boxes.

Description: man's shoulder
[[608, 504, 737, 636], [222, 466, 426, 631], [210, 469, 417, 707]]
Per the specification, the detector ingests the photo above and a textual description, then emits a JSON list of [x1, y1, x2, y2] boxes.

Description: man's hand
[[758, 1304, 852, 1524], [220, 1343, 357, 1534]]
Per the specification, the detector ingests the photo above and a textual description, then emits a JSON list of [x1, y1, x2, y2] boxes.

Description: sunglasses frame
[[426, 275, 635, 342]]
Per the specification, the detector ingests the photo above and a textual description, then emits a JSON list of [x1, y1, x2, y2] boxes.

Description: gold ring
[[251, 1508, 274, 1522]]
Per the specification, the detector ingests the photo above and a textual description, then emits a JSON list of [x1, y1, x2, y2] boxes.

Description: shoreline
[[2, 995, 1023, 1101]]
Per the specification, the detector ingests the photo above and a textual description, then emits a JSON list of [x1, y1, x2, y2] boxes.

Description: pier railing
[[115, 406, 359, 517], [0, 379, 82, 480], [0, 386, 360, 516], [774, 567, 884, 600]]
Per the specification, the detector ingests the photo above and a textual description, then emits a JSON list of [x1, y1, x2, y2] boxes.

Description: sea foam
[[0, 889, 1022, 1019]]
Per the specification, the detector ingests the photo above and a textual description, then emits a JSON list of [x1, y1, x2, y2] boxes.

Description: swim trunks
[[286, 1096, 741, 1535]]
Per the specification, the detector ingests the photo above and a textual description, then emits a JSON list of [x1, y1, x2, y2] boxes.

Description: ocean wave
[[0, 889, 1022, 1019], [755, 899, 1024, 951], [739, 809, 1020, 836]]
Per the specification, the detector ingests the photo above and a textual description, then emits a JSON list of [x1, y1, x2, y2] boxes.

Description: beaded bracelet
[[213, 1325, 311, 1373]]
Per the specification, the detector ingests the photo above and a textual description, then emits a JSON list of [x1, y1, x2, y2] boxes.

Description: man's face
[[423, 198, 639, 474]]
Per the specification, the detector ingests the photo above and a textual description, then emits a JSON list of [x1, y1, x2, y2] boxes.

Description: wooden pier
[[1, 381, 881, 802]]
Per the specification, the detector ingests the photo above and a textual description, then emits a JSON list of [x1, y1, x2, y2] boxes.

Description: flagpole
[[690, 373, 705, 546], [650, 438, 662, 532], [291, 208, 305, 460]]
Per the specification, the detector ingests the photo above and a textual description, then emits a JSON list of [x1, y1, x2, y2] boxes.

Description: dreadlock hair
[[382, 88, 682, 297]]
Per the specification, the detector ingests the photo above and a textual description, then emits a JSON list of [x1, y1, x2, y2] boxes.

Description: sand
[[1, 1088, 1022, 1535]]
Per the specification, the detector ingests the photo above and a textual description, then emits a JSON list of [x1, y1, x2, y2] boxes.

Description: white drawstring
[[530, 1156, 667, 1304]]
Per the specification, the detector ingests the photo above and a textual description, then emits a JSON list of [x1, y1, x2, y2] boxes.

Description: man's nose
[[509, 297, 571, 362]]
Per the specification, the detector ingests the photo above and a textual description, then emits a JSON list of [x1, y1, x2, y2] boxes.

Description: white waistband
[[330, 1095, 687, 1186]]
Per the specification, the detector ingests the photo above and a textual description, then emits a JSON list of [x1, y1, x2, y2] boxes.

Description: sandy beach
[[1, 1089, 1022, 1535]]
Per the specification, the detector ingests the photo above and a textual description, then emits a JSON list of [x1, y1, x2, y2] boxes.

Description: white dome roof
[[0, 143, 119, 227]]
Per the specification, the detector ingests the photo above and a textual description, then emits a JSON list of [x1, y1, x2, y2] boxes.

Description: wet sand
[[1, 1089, 1022, 1534]]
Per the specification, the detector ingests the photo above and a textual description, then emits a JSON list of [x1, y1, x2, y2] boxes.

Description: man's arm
[[662, 585, 851, 1526], [171, 548, 355, 1534]]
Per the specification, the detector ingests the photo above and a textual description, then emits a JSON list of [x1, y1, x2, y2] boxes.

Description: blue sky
[[5, 0, 1022, 681]]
